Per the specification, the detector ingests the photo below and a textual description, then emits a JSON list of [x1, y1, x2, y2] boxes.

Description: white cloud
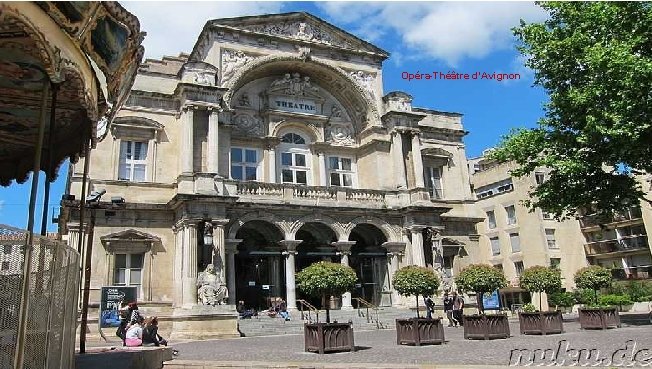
[[318, 2, 547, 66], [122, 1, 285, 59]]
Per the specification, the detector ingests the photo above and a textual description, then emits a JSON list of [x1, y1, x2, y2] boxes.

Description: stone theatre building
[[60, 12, 483, 336]]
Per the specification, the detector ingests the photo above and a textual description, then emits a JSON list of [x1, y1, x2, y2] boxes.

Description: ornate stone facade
[[60, 12, 482, 339]]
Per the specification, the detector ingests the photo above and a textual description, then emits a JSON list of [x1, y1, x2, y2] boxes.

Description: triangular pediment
[[207, 12, 388, 58], [101, 229, 160, 243]]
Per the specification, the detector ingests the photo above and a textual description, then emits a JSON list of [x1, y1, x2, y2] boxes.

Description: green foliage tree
[[296, 261, 357, 323], [548, 291, 575, 308], [574, 266, 613, 305], [454, 264, 507, 314], [392, 266, 440, 318], [519, 266, 562, 311], [491, 2, 652, 220]]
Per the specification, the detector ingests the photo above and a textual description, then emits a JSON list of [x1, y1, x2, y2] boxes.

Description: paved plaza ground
[[168, 319, 652, 368]]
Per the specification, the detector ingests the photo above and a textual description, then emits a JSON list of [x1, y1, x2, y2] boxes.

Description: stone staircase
[[237, 307, 421, 337]]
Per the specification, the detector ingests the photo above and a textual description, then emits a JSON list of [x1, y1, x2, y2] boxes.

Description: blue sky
[[0, 1, 549, 231]]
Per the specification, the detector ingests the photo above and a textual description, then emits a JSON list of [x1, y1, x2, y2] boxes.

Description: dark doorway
[[295, 222, 337, 308], [234, 220, 284, 311], [348, 224, 388, 306]]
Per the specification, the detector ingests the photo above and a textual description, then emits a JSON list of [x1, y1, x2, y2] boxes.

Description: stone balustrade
[[216, 179, 435, 209]]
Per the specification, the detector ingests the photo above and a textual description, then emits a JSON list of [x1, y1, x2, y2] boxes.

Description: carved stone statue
[[196, 264, 228, 306]]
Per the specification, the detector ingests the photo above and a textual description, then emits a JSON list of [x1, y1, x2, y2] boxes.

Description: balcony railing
[[580, 207, 643, 228], [610, 266, 652, 281], [224, 180, 393, 207], [584, 235, 649, 256]]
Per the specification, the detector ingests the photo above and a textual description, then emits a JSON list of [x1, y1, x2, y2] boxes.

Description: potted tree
[[574, 265, 620, 329], [392, 266, 444, 346], [454, 264, 509, 340], [296, 261, 357, 354], [518, 266, 564, 335]]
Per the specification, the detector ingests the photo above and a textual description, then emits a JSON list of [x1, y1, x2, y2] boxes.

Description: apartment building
[[469, 155, 587, 308]]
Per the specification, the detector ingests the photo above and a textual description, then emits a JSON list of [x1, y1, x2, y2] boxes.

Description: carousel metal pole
[[14, 82, 50, 369], [76, 136, 91, 309], [40, 83, 59, 235]]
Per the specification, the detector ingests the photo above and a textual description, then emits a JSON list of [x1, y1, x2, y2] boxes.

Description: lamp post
[[78, 191, 125, 354]]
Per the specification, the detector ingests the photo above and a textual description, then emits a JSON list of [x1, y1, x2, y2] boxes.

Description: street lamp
[[203, 222, 214, 247]]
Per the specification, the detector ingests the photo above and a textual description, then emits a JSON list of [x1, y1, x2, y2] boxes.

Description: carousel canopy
[[0, 2, 144, 186]]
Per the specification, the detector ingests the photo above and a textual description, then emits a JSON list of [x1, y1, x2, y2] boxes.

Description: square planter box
[[463, 314, 510, 340], [518, 311, 564, 335], [578, 307, 621, 330], [304, 322, 355, 354], [396, 318, 445, 346]]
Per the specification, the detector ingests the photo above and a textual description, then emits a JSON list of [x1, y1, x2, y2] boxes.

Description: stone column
[[402, 229, 413, 266], [210, 220, 229, 284], [410, 226, 426, 267], [270, 256, 281, 297], [411, 132, 425, 188], [280, 240, 302, 311], [382, 241, 406, 307], [318, 152, 328, 186], [392, 130, 408, 189], [333, 241, 356, 310], [180, 106, 195, 174], [264, 137, 280, 183], [207, 108, 220, 174], [173, 225, 183, 307], [66, 223, 81, 251], [180, 222, 199, 308], [225, 239, 241, 305]]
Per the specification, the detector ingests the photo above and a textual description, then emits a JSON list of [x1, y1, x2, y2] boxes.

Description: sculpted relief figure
[[197, 264, 228, 306], [327, 123, 354, 146], [269, 73, 319, 97], [221, 50, 256, 85], [349, 70, 377, 99]]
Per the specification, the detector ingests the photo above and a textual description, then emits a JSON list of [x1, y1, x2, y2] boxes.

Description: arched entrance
[[349, 224, 389, 306], [295, 222, 338, 308], [234, 220, 283, 310]]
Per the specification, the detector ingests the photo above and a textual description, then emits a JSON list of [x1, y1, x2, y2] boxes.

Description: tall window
[[510, 233, 521, 253], [545, 229, 558, 249], [280, 132, 310, 185], [231, 148, 258, 181], [328, 156, 353, 187], [119, 141, 148, 181], [514, 261, 524, 277], [490, 237, 501, 256], [505, 205, 517, 225], [535, 172, 545, 185], [114, 253, 144, 293], [424, 166, 443, 199], [487, 211, 497, 229]]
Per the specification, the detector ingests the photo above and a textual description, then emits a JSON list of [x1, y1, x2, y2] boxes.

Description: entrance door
[[235, 253, 284, 310]]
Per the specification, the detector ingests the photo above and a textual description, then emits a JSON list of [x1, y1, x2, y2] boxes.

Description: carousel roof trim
[[0, 1, 145, 186]]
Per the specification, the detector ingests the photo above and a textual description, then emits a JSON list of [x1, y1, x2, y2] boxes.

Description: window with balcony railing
[[328, 156, 354, 187], [490, 237, 501, 256], [487, 210, 496, 229], [510, 233, 521, 253], [514, 261, 524, 277], [505, 205, 517, 225], [545, 228, 558, 249], [231, 147, 259, 181]]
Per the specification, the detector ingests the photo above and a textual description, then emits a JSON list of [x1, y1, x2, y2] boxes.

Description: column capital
[[331, 241, 356, 253], [382, 241, 407, 253], [182, 104, 197, 113], [279, 239, 302, 252], [225, 239, 242, 253], [208, 219, 230, 228], [207, 106, 223, 114], [262, 136, 281, 150], [409, 225, 428, 233]]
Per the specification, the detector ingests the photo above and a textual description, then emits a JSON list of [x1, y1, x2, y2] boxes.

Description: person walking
[[443, 292, 454, 326], [452, 291, 464, 327], [424, 295, 435, 319]]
